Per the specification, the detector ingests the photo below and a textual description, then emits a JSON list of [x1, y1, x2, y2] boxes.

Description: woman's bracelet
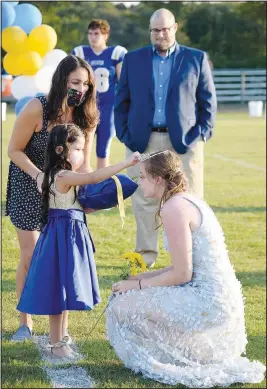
[[139, 279, 142, 290]]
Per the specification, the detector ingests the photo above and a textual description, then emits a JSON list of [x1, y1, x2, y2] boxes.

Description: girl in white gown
[[106, 150, 265, 388]]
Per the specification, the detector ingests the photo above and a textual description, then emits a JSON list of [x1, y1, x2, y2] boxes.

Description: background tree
[[182, 2, 266, 68], [3, 1, 266, 70]]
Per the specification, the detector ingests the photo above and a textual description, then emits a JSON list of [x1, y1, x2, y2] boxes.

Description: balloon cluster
[[2, 2, 68, 114]]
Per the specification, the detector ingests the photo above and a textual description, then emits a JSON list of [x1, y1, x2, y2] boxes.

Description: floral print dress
[[106, 193, 265, 387]]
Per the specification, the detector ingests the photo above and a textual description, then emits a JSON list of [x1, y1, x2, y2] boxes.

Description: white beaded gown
[[106, 194, 265, 387]]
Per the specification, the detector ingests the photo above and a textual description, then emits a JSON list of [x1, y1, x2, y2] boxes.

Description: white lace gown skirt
[[106, 286, 266, 388]]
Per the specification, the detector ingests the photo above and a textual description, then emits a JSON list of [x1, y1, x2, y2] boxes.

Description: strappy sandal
[[49, 331, 72, 344], [47, 339, 76, 359], [47, 339, 80, 358], [62, 333, 72, 345]]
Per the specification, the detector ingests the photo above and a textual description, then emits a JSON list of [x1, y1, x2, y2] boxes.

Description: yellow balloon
[[2, 26, 28, 54], [28, 24, 57, 57], [3, 52, 22, 76], [18, 51, 43, 76]]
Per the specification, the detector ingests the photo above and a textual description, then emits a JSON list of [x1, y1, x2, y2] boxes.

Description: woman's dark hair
[[142, 150, 188, 229], [46, 55, 99, 137], [41, 123, 84, 228]]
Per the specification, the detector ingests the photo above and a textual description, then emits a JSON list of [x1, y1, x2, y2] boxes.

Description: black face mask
[[67, 88, 86, 106]]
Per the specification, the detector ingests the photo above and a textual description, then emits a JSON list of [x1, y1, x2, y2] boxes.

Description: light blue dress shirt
[[152, 43, 176, 127]]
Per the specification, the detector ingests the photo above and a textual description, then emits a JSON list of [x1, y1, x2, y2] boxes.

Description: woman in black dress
[[6, 55, 99, 341]]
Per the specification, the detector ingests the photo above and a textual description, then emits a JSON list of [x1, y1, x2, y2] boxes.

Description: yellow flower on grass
[[130, 266, 138, 276], [141, 264, 146, 272], [122, 252, 134, 259], [120, 251, 147, 279], [135, 254, 147, 272]]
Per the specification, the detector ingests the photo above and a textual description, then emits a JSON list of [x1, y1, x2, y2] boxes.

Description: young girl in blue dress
[[17, 123, 140, 359]]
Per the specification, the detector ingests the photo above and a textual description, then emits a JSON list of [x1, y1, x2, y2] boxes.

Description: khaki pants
[[126, 133, 204, 262]]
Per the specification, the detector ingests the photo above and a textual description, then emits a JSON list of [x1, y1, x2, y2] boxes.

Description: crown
[[140, 150, 167, 162]]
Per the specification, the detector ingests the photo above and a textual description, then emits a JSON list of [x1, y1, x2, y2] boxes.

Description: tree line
[[8, 1, 267, 69]]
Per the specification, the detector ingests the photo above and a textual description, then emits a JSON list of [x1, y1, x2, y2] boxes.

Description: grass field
[[1, 107, 266, 388]]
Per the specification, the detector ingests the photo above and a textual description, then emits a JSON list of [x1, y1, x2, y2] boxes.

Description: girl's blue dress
[[17, 174, 101, 315]]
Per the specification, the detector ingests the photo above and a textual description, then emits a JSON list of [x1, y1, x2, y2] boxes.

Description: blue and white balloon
[[35, 66, 55, 95], [2, 2, 16, 30], [11, 75, 39, 100], [12, 4, 42, 34], [15, 96, 33, 116]]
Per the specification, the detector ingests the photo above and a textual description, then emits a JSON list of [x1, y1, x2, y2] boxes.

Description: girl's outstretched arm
[[58, 152, 141, 187]]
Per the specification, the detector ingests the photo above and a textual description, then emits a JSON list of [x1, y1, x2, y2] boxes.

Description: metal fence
[[213, 69, 266, 103], [2, 69, 266, 104]]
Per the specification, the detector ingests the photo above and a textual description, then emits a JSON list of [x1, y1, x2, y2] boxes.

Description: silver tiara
[[140, 150, 167, 162]]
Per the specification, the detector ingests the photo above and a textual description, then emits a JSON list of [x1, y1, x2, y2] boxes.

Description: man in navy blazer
[[114, 8, 217, 267]]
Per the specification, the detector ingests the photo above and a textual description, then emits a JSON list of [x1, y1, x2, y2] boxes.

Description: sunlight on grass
[[1, 107, 266, 388]]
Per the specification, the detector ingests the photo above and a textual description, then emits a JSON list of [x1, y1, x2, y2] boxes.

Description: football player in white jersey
[[72, 19, 127, 168]]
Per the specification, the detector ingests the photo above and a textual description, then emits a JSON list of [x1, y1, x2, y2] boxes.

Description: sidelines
[[210, 153, 266, 172], [33, 335, 93, 388]]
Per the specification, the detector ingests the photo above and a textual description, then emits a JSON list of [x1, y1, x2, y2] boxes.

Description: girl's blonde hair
[[142, 150, 188, 228]]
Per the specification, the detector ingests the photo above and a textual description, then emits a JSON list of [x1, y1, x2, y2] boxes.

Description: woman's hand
[[127, 275, 139, 281], [112, 280, 140, 293], [127, 274, 145, 281]]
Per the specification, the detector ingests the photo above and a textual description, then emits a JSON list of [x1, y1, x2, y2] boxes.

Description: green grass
[[2, 107, 266, 388]]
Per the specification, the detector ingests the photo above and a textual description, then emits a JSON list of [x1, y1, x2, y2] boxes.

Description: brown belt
[[151, 127, 168, 133]]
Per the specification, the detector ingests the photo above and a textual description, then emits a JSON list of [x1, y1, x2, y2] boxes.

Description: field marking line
[[211, 153, 266, 172], [33, 335, 94, 388]]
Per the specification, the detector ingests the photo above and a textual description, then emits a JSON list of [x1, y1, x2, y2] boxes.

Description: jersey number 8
[[94, 68, 110, 93]]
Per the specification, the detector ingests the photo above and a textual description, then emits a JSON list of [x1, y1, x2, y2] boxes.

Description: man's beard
[[154, 40, 170, 52]]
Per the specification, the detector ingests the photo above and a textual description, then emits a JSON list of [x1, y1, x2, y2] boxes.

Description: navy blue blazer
[[114, 43, 217, 154]]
